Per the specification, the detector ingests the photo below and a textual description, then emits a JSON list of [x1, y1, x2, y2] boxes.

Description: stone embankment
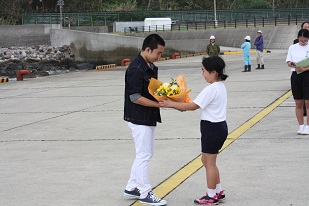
[[0, 45, 94, 78]]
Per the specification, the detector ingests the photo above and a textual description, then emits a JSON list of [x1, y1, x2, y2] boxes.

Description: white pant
[[125, 122, 155, 198], [256, 50, 264, 65]]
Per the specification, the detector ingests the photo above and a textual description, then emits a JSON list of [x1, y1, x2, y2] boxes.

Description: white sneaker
[[301, 125, 309, 135], [297, 125, 305, 135]]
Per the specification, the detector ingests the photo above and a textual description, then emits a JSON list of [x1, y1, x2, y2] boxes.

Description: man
[[206, 35, 220, 57], [123, 34, 167, 206], [254, 30, 265, 69]]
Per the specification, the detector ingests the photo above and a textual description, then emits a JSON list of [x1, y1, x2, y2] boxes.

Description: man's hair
[[298, 29, 309, 38], [142, 34, 165, 51]]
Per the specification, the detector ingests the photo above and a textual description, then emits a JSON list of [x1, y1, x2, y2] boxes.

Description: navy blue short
[[200, 120, 228, 154]]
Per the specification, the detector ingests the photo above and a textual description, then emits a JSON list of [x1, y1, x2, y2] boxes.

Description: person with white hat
[[241, 36, 252, 72], [254, 30, 265, 69], [206, 35, 220, 57]]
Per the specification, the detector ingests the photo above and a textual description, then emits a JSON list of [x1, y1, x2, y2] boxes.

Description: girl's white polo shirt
[[193, 81, 227, 123]]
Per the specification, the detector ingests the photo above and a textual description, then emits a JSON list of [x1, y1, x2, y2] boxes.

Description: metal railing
[[22, 12, 120, 26], [124, 16, 309, 33], [22, 9, 309, 26]]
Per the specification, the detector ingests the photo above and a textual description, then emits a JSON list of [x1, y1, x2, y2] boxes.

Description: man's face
[[257, 32, 262, 37], [146, 45, 164, 63]]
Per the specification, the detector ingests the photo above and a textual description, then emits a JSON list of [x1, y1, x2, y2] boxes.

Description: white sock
[[216, 183, 222, 193], [207, 188, 216, 198], [300, 125, 305, 129]]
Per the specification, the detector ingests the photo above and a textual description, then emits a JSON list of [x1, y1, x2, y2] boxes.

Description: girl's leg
[[194, 153, 220, 205], [201, 153, 220, 195], [295, 99, 304, 125], [305, 100, 309, 124]]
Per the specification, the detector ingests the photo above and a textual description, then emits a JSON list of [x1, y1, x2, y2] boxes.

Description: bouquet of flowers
[[148, 76, 192, 102]]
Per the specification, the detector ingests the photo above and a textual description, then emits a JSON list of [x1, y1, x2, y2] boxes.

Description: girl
[[286, 29, 309, 135], [160, 56, 228, 205]]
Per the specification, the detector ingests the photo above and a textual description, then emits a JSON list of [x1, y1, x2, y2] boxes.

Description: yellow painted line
[[221, 89, 292, 150], [223, 50, 270, 55], [131, 89, 292, 206]]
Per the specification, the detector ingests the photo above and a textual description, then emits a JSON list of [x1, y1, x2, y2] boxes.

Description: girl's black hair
[[300, 21, 309, 29], [298, 29, 309, 38], [142, 34, 165, 51], [202, 56, 228, 81], [245, 40, 250, 42]]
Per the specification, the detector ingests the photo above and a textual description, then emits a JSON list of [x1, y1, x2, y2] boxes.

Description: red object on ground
[[121, 58, 131, 66], [16, 70, 30, 81], [172, 53, 180, 59]]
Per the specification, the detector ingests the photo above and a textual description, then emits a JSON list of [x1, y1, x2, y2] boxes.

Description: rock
[[29, 70, 49, 78], [4, 63, 22, 77], [25, 58, 40, 63], [0, 45, 95, 78], [75, 62, 95, 70]]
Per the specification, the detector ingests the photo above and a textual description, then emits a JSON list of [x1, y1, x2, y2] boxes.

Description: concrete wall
[[1, 24, 299, 64], [50, 29, 144, 64], [125, 25, 299, 50], [0, 24, 60, 47], [50, 25, 298, 64], [68, 26, 111, 33]]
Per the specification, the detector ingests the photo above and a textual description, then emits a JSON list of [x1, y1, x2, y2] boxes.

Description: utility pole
[[214, 0, 217, 28], [272, 0, 275, 17], [57, 0, 64, 28]]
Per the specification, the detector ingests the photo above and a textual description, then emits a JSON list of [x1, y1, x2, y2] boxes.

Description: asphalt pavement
[[1, 48, 308, 206]]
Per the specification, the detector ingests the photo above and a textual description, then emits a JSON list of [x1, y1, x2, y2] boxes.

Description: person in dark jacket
[[206, 35, 220, 57], [254, 30, 265, 69], [123, 34, 167, 205]]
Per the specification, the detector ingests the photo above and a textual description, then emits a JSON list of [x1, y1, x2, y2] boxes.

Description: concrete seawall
[[1, 24, 299, 64], [50, 25, 298, 63], [0, 24, 60, 47], [124, 25, 299, 50], [50, 29, 144, 64]]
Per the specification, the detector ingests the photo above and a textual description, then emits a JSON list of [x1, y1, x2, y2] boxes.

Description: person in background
[[293, 21, 309, 44], [123, 33, 167, 206], [160, 56, 228, 205], [254, 30, 265, 69], [286, 29, 309, 135], [293, 21, 309, 117], [241, 36, 251, 72], [206, 35, 220, 57]]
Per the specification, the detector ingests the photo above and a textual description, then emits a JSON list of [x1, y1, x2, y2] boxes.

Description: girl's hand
[[289, 62, 296, 67], [295, 66, 305, 73], [159, 98, 173, 108], [160, 99, 185, 112]]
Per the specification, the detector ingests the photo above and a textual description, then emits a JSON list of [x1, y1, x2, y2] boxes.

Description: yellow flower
[[154, 78, 181, 97]]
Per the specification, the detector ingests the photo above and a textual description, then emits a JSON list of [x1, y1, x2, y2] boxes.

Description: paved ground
[[1, 48, 309, 206]]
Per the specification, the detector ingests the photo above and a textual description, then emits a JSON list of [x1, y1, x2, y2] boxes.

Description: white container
[[144, 18, 172, 31]]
